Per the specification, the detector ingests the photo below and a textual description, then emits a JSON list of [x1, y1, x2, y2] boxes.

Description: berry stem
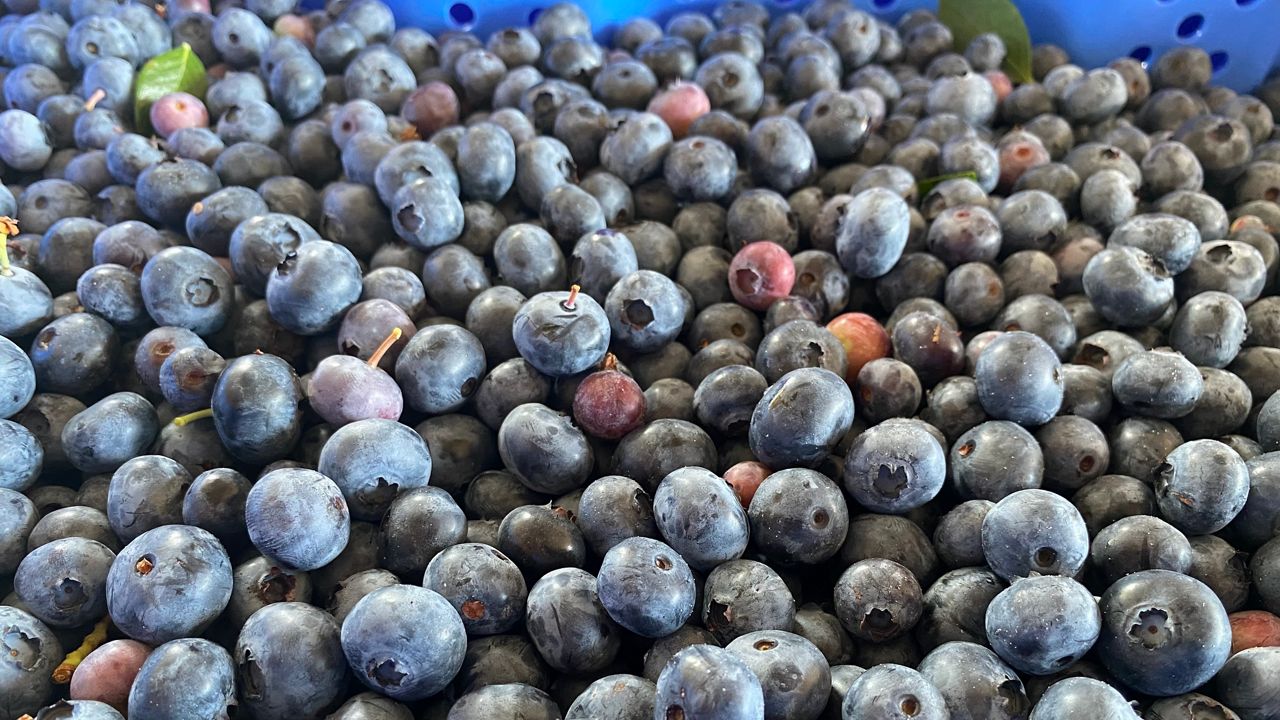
[[367, 327, 403, 368], [84, 88, 106, 111], [0, 216, 16, 277], [563, 284, 581, 310], [52, 616, 110, 684], [172, 408, 214, 427]]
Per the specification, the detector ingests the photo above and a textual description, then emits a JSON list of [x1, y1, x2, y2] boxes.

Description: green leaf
[[916, 171, 979, 197], [133, 43, 207, 135], [938, 0, 1033, 84]]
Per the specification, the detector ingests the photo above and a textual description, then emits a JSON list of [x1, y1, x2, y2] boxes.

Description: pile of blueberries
[[2, 0, 1280, 717]]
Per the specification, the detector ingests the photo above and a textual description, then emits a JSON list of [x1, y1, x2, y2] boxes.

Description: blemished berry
[[728, 241, 795, 311]]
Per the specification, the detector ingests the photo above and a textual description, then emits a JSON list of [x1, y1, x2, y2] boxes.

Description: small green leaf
[[916, 171, 979, 197], [938, 0, 1033, 84], [133, 43, 207, 135]]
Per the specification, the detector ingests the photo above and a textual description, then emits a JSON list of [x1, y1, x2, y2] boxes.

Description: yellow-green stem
[[172, 408, 213, 427]]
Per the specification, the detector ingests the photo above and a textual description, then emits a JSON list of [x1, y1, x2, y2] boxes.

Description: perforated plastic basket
[[344, 0, 1280, 92]]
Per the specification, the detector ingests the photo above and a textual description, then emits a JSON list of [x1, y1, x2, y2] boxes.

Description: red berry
[[724, 460, 770, 508], [274, 14, 315, 47], [647, 81, 710, 139], [728, 241, 795, 311], [997, 134, 1050, 191], [573, 365, 646, 440], [826, 312, 891, 382], [149, 92, 209, 138], [69, 639, 153, 714], [985, 70, 1013, 102], [402, 82, 461, 138], [1231, 610, 1280, 654]]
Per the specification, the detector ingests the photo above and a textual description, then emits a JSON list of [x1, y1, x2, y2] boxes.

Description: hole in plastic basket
[[1130, 46, 1153, 63], [873, 0, 896, 8], [1176, 14, 1204, 38], [528, 7, 544, 25], [1210, 51, 1229, 72], [1237, 0, 1261, 6], [448, 3, 475, 27]]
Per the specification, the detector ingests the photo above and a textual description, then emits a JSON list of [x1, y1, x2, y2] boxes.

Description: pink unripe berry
[[402, 81, 461, 138], [69, 639, 153, 713], [274, 13, 316, 47], [997, 136, 1051, 191], [985, 70, 1013, 102], [728, 241, 796, 311], [647, 81, 710, 139], [149, 92, 209, 138], [724, 461, 770, 508]]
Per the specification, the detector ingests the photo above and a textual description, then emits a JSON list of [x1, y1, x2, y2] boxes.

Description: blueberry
[[494, 402, 592, 495], [918, 641, 1030, 720], [0, 417, 41, 492], [1152, 439, 1250, 534], [889, 311, 965, 387], [1177, 240, 1269, 306], [497, 503, 586, 576], [341, 584, 466, 701], [1090, 515, 1192, 587], [61, 391, 157, 474], [105, 454, 192, 544], [982, 489, 1089, 580], [986, 575, 1100, 675], [746, 466, 847, 566], [14, 536, 113, 630], [389, 177, 464, 251], [180, 467, 251, 548], [835, 558, 922, 644], [749, 367, 854, 469], [1096, 570, 1231, 696], [105, 524, 232, 644], [1082, 246, 1174, 327], [842, 663, 949, 720], [138, 246, 234, 336], [449, 683, 561, 719], [565, 674, 656, 720], [604, 269, 686, 354], [245, 467, 349, 571], [233, 602, 346, 720], [211, 353, 303, 465], [951, 420, 1045, 501], [653, 644, 764, 719], [1028, 677, 1136, 719], [1213, 647, 1280, 720], [836, 187, 911, 279], [525, 567, 620, 674], [973, 331, 1064, 426], [596, 536, 695, 638], [725, 630, 831, 720], [126, 638, 235, 720], [1111, 349, 1203, 419], [316, 418, 431, 522], [266, 240, 362, 335], [576, 475, 658, 557], [379, 487, 467, 578], [0, 604, 61, 717], [1108, 417, 1184, 480], [844, 418, 945, 513], [424, 543, 526, 636], [653, 466, 749, 571]]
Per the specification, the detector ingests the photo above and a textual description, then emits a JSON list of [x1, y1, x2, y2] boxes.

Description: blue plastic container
[[326, 0, 1280, 91]]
